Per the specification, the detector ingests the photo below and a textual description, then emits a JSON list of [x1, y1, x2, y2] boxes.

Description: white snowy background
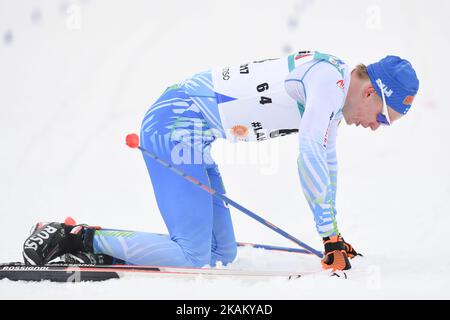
[[0, 0, 449, 299]]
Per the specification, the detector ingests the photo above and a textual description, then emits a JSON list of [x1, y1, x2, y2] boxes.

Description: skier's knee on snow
[[211, 245, 237, 267]]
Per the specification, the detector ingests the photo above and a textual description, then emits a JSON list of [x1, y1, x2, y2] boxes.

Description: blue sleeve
[[326, 122, 339, 220], [295, 63, 343, 238], [298, 135, 339, 237]]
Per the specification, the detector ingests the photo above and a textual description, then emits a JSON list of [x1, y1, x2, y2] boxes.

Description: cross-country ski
[[0, 262, 328, 283]]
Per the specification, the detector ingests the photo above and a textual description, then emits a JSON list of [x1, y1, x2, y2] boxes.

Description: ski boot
[[23, 221, 96, 266]]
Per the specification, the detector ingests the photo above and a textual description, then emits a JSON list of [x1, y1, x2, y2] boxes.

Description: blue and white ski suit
[[93, 51, 351, 267]]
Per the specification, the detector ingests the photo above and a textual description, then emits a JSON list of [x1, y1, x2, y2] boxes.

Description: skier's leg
[[92, 229, 195, 266], [204, 155, 237, 266], [93, 88, 217, 267], [181, 72, 237, 266], [139, 142, 214, 267]]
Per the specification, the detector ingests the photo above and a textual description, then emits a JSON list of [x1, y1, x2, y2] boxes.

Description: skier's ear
[[363, 84, 376, 99]]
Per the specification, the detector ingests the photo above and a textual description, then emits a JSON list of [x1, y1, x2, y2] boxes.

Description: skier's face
[[343, 75, 402, 130], [356, 84, 385, 130]]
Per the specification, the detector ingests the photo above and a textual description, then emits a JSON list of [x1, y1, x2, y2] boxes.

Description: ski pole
[[96, 227, 312, 255], [95, 226, 312, 255], [237, 242, 311, 255], [126, 133, 323, 259]]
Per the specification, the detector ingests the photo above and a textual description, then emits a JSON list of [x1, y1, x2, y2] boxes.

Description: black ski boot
[[23, 222, 95, 266]]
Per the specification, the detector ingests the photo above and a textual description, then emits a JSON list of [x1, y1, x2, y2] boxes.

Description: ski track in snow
[[1, 247, 449, 299], [1, 0, 449, 299]]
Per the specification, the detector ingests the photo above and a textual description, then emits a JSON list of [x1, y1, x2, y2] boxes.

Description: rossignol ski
[[0, 262, 323, 282]]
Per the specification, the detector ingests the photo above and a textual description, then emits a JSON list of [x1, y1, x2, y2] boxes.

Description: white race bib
[[211, 51, 346, 142], [212, 57, 301, 142]]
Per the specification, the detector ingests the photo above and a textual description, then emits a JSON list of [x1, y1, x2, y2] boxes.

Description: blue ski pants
[[92, 85, 237, 267]]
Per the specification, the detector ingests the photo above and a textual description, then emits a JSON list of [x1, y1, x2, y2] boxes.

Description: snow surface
[[1, 0, 449, 299]]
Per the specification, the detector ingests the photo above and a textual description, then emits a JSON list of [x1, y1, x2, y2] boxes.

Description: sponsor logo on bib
[[231, 125, 249, 138]]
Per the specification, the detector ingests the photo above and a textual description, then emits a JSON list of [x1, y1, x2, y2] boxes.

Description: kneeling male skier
[[22, 51, 419, 271]]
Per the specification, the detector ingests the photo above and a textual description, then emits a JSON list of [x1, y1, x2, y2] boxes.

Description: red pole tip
[[126, 133, 140, 148], [64, 217, 76, 226]]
